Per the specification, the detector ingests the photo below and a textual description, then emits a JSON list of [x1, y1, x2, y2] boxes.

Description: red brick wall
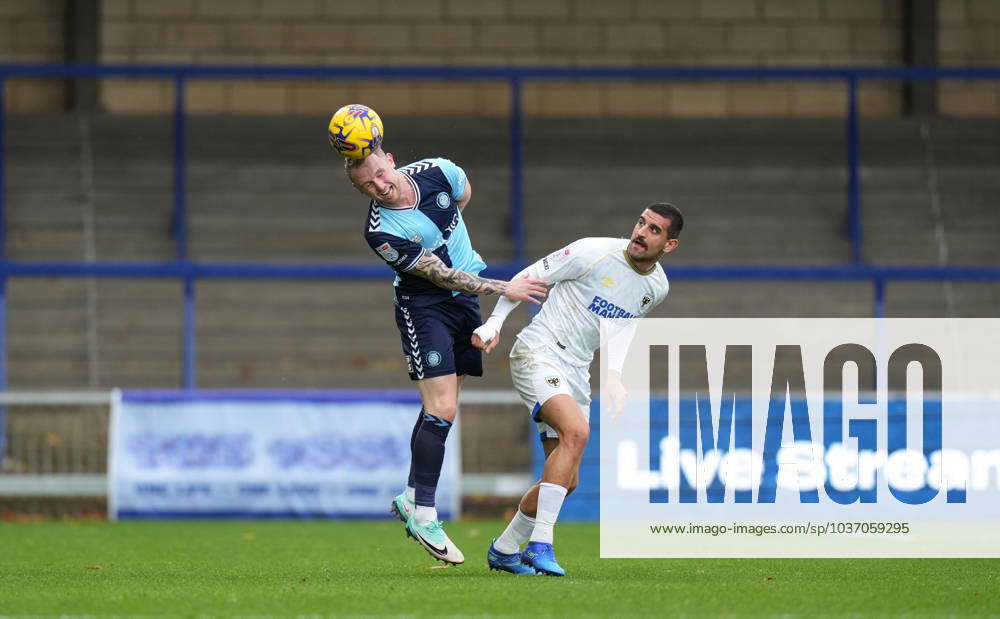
[[0, 0, 68, 112], [938, 0, 1000, 116], [2, 0, 997, 116]]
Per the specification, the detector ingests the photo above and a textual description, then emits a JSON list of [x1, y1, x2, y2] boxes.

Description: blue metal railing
[[845, 76, 861, 263], [1, 63, 1000, 395]]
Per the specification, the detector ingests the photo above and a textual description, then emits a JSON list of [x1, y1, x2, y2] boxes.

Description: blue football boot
[[487, 540, 538, 575], [521, 541, 565, 577]]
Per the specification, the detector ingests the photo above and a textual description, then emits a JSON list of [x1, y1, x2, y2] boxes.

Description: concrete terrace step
[[886, 282, 1000, 317], [6, 164, 83, 191], [7, 361, 90, 388], [5, 193, 88, 220], [657, 281, 875, 317], [8, 334, 89, 355]]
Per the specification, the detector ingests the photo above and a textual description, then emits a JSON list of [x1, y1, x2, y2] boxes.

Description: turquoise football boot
[[521, 541, 565, 576], [405, 514, 465, 565], [487, 540, 538, 575], [390, 492, 414, 523]]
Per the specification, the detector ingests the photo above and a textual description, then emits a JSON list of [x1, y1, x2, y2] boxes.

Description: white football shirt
[[513, 237, 669, 368]]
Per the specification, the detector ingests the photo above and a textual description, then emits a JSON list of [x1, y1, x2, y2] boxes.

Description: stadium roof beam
[[67, 0, 99, 111], [903, 0, 938, 116]]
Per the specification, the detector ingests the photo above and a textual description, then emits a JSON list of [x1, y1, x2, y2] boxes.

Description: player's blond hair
[[343, 147, 386, 176]]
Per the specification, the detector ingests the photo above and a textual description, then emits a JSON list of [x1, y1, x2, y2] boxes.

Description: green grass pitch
[[0, 520, 995, 617]]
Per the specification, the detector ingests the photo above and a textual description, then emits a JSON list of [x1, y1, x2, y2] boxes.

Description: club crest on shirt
[[546, 375, 560, 388], [436, 192, 451, 208], [376, 242, 399, 262], [641, 294, 652, 308], [601, 277, 615, 288]]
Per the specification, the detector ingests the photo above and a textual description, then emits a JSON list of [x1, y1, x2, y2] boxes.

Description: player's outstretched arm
[[471, 240, 594, 354], [471, 265, 546, 354], [410, 251, 547, 304]]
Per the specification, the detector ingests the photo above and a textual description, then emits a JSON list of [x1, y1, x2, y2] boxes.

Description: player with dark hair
[[473, 203, 683, 575], [345, 147, 547, 565]]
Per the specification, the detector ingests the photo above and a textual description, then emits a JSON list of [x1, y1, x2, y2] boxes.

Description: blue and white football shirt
[[363, 158, 487, 306]]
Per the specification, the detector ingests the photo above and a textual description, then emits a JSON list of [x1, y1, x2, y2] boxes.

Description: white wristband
[[472, 319, 501, 344]]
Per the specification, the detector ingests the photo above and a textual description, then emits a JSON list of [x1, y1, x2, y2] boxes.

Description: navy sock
[[406, 409, 424, 489], [412, 411, 453, 507]]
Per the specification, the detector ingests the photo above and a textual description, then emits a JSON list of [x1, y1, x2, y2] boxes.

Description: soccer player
[[345, 148, 547, 565], [471, 203, 683, 576]]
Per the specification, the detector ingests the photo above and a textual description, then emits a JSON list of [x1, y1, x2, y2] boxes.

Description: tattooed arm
[[409, 250, 547, 304]]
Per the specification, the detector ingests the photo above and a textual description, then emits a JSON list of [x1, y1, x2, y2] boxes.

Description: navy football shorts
[[394, 293, 484, 381]]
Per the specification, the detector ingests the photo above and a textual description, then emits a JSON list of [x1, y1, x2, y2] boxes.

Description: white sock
[[405, 486, 415, 502], [414, 505, 437, 525], [529, 483, 568, 545], [494, 509, 536, 555]]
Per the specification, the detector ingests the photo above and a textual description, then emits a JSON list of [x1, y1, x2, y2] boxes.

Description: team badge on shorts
[[426, 350, 442, 367], [641, 294, 652, 308], [436, 192, 451, 208], [546, 375, 561, 388]]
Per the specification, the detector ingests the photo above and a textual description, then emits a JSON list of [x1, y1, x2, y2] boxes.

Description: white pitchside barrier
[[0, 389, 530, 519]]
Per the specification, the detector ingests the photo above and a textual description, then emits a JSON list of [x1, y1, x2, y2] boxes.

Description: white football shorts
[[509, 338, 591, 440]]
